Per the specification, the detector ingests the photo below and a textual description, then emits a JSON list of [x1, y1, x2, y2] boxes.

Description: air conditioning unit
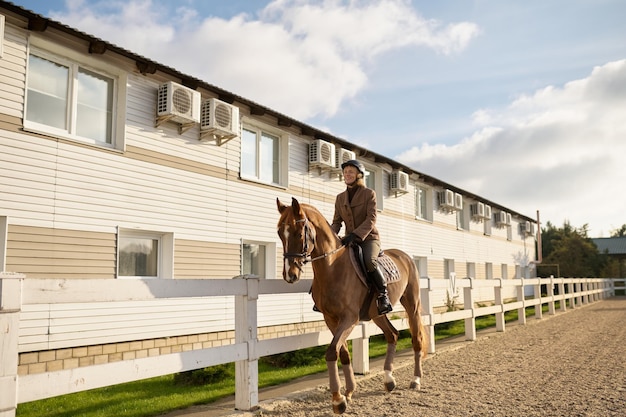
[[495, 211, 508, 226], [309, 139, 335, 169], [470, 202, 485, 220], [454, 193, 463, 211], [199, 98, 240, 143], [390, 170, 410, 194], [520, 221, 534, 235], [334, 148, 356, 171], [438, 189, 455, 210], [484, 205, 492, 220], [156, 81, 201, 127]]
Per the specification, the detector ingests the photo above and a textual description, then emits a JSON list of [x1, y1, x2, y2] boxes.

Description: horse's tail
[[392, 248, 428, 357], [410, 254, 428, 358]]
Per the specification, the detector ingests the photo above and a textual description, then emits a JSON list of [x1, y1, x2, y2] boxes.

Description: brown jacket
[[331, 185, 380, 242]]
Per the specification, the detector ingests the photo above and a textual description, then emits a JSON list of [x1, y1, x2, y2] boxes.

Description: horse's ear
[[276, 198, 287, 213], [291, 197, 306, 220]]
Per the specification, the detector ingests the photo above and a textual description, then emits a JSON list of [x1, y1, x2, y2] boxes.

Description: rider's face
[[343, 166, 359, 185]]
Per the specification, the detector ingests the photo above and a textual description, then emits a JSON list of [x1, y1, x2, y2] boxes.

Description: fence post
[[352, 322, 369, 375], [517, 279, 526, 325], [547, 276, 555, 315], [494, 278, 505, 332], [464, 278, 476, 341], [0, 272, 24, 417], [234, 274, 259, 411], [558, 279, 566, 312], [421, 279, 436, 354], [534, 280, 542, 319]]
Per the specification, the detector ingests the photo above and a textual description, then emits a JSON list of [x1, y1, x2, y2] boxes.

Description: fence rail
[[0, 273, 621, 416]]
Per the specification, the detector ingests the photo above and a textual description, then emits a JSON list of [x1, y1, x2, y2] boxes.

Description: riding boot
[[367, 266, 393, 315]]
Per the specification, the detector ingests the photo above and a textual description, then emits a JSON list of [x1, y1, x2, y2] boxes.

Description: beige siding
[[174, 239, 240, 279], [0, 26, 27, 118], [7, 225, 116, 279]]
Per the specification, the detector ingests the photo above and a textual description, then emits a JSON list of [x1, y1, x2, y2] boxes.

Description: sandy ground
[[167, 297, 626, 417]]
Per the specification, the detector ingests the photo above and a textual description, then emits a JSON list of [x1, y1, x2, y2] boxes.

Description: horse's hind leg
[[401, 293, 426, 389], [372, 315, 400, 392]]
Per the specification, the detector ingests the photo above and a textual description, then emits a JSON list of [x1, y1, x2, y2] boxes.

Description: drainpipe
[[531, 210, 542, 265]]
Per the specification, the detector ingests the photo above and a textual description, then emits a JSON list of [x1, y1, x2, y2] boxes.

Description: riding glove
[[341, 233, 358, 246]]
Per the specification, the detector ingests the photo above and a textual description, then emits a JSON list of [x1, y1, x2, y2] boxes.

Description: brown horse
[[276, 197, 426, 414]]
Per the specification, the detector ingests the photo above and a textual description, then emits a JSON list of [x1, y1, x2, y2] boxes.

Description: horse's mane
[[299, 203, 338, 238]]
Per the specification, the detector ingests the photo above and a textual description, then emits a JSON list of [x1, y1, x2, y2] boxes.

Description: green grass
[[16, 303, 553, 417]]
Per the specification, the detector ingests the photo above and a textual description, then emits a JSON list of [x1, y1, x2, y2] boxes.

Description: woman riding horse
[[277, 196, 426, 414], [330, 159, 392, 315]]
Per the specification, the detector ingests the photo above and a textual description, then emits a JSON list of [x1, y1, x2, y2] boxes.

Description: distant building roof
[[592, 237, 626, 255]]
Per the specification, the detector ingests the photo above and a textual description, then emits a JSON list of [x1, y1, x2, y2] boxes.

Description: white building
[[0, 1, 537, 374]]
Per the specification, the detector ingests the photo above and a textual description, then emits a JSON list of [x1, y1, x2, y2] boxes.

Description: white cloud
[[397, 59, 626, 236], [51, 0, 479, 119]]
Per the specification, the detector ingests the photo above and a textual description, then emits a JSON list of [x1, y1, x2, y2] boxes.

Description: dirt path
[[245, 297, 626, 416]]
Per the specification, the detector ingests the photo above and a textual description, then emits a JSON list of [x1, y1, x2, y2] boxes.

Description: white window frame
[[484, 213, 493, 236], [485, 262, 493, 280], [24, 35, 127, 151], [240, 118, 288, 187], [414, 184, 433, 221], [466, 262, 476, 279], [457, 203, 469, 231], [117, 228, 173, 279], [241, 239, 276, 279], [362, 163, 383, 211], [413, 256, 428, 279]]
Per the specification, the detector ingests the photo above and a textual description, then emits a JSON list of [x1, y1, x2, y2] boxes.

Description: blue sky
[[13, 0, 626, 237]]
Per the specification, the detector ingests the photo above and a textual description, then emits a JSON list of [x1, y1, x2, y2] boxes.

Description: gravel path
[[248, 297, 626, 416]]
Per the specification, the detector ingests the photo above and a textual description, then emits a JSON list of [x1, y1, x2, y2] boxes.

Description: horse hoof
[[332, 395, 347, 414], [409, 381, 421, 390], [345, 391, 354, 402], [384, 381, 396, 392]]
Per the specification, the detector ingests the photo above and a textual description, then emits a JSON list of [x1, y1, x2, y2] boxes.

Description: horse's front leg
[[325, 325, 356, 414], [339, 341, 356, 401], [326, 352, 347, 414]]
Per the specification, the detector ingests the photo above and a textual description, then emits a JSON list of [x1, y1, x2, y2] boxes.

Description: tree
[[539, 221, 610, 278], [611, 224, 626, 237]]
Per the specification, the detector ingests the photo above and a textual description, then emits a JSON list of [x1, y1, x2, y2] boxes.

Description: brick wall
[[18, 321, 329, 376]]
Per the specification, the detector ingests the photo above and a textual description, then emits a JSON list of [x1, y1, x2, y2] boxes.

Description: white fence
[[0, 273, 621, 417]]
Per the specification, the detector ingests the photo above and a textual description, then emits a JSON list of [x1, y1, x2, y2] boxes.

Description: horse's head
[[276, 197, 316, 283]]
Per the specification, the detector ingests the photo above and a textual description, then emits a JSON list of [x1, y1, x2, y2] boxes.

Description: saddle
[[348, 244, 401, 320]]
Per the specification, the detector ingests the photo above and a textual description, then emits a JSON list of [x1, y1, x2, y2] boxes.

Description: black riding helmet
[[341, 159, 365, 177]]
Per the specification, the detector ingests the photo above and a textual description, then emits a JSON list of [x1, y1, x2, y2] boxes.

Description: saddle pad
[[378, 253, 401, 283], [348, 249, 401, 286]]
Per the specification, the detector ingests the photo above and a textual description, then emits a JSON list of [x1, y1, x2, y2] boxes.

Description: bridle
[[281, 217, 344, 266]]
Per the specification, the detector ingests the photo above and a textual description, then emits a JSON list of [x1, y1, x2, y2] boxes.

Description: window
[[484, 214, 492, 236], [414, 256, 428, 279], [24, 36, 126, 149], [414, 185, 432, 221], [117, 229, 173, 279], [457, 203, 469, 230], [485, 262, 493, 280], [241, 240, 276, 279], [363, 164, 383, 210], [240, 122, 287, 186], [466, 262, 476, 279], [242, 243, 266, 278], [501, 264, 508, 279]]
